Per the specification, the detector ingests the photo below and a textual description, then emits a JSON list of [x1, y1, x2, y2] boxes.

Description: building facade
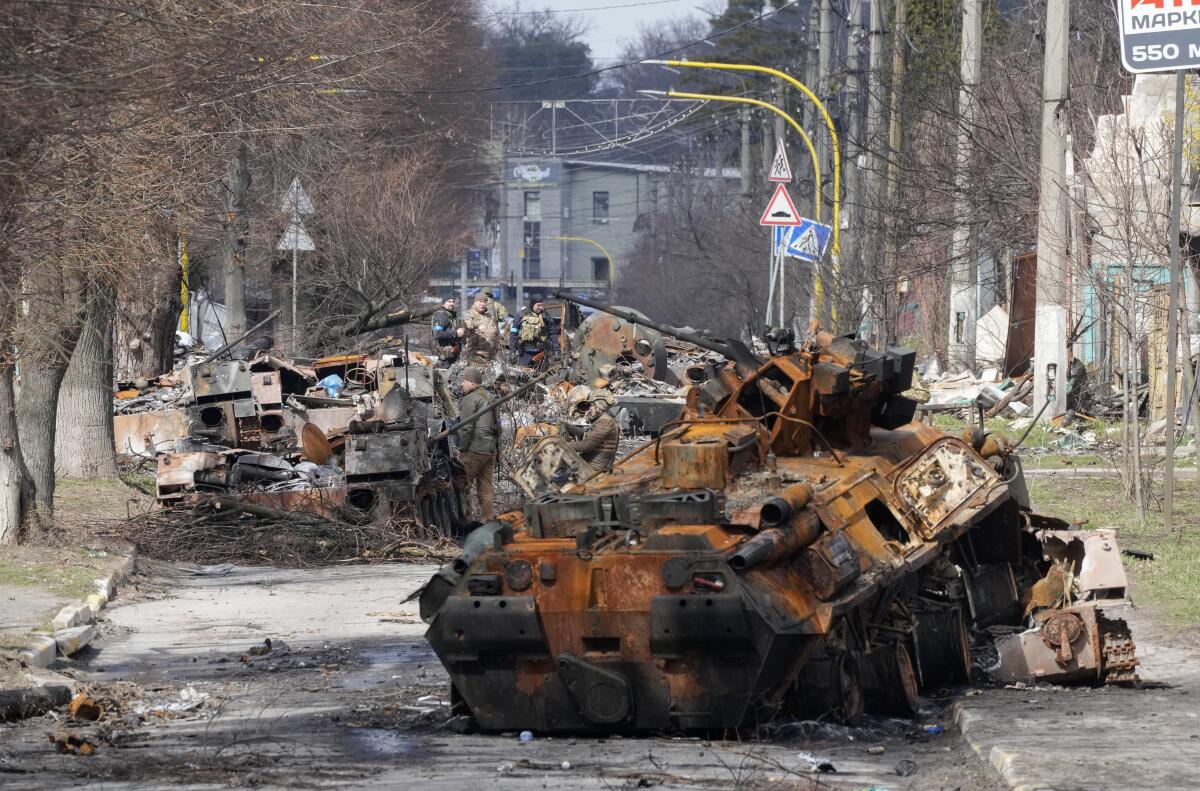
[[432, 155, 666, 310]]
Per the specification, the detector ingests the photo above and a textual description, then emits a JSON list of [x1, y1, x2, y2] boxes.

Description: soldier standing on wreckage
[[430, 296, 463, 365], [454, 367, 497, 521], [564, 389, 620, 471], [462, 293, 502, 365], [516, 294, 551, 367]]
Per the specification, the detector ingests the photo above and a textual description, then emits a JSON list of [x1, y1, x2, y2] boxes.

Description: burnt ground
[[0, 562, 1002, 790]]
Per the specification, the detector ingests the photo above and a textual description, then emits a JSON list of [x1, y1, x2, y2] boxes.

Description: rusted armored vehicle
[[420, 296, 1138, 733]]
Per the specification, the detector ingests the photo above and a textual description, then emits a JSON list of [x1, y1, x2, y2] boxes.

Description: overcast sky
[[488, 0, 711, 62]]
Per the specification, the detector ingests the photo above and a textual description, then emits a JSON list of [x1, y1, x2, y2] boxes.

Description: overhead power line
[[483, 0, 687, 15], [409, 0, 803, 95]]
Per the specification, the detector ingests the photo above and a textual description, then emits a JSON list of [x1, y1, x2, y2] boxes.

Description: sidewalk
[[953, 607, 1200, 790]]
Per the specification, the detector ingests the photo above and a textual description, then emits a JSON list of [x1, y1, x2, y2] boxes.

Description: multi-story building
[[432, 155, 668, 310]]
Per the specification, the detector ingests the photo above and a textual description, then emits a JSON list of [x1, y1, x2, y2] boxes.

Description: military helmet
[[587, 389, 614, 410]]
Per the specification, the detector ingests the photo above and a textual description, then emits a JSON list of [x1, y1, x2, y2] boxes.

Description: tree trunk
[[56, 281, 118, 479], [17, 360, 70, 519], [222, 142, 251, 339], [0, 363, 36, 544], [15, 263, 86, 521], [114, 253, 180, 381]]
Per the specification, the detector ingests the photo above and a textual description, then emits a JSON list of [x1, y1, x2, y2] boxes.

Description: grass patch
[[1027, 477, 1200, 626], [0, 554, 99, 600]]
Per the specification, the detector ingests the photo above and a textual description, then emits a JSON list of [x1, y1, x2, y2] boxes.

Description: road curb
[[17, 545, 137, 671], [952, 701, 1045, 791]]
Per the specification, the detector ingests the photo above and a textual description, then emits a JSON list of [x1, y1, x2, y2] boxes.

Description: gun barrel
[[429, 369, 557, 446]]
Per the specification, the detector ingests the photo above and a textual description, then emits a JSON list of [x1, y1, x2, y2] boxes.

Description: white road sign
[[768, 140, 792, 183], [277, 215, 315, 251], [759, 183, 801, 226], [1118, 0, 1200, 73], [280, 177, 315, 216]]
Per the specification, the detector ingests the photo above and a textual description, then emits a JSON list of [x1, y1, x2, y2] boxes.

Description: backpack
[[519, 313, 544, 343]]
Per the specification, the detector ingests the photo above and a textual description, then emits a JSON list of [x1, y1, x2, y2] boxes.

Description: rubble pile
[[110, 329, 475, 562]]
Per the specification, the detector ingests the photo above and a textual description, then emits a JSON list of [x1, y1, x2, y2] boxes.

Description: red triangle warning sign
[[759, 183, 801, 226]]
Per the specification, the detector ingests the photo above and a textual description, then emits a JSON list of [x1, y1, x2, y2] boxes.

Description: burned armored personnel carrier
[[420, 296, 1138, 733]]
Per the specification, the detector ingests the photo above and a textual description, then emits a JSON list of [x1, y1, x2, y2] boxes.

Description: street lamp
[[549, 235, 614, 302], [643, 59, 841, 257], [638, 89, 821, 223], [639, 89, 823, 326]]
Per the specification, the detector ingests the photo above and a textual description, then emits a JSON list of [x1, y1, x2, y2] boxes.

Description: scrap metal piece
[[511, 436, 595, 498], [993, 604, 1138, 686]]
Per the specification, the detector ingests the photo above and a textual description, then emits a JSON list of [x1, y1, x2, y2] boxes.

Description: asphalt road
[[0, 561, 1000, 790]]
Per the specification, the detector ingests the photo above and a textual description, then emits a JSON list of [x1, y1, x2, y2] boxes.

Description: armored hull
[[420, 327, 1137, 732]]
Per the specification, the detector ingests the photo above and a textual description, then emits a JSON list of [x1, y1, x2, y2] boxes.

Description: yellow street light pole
[[641, 89, 823, 325], [179, 231, 190, 333], [642, 90, 821, 223], [549, 235, 615, 301], [646, 59, 841, 257]]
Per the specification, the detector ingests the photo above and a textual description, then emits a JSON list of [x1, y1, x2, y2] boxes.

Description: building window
[[592, 257, 609, 282], [592, 191, 609, 223], [524, 221, 541, 279], [524, 191, 541, 221]]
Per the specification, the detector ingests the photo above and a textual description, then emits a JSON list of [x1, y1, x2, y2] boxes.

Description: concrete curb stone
[[53, 624, 97, 656], [16, 635, 57, 669], [17, 544, 137, 673], [952, 701, 1046, 791]]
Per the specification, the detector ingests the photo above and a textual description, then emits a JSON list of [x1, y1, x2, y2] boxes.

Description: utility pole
[[740, 107, 752, 196], [804, 1, 821, 142], [864, 0, 887, 346], [1033, 0, 1070, 422], [882, 0, 908, 349], [843, 0, 866, 333], [1165, 71, 1186, 533], [221, 142, 251, 339], [948, 0, 983, 373], [817, 0, 835, 240]]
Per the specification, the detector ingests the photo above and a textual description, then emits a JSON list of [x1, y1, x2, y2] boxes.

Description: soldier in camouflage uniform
[[566, 390, 620, 471], [463, 294, 501, 365]]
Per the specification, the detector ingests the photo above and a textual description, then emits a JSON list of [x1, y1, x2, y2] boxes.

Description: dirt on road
[[0, 562, 1002, 790]]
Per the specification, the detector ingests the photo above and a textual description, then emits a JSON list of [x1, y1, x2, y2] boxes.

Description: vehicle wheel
[[794, 651, 864, 725], [861, 642, 920, 717]]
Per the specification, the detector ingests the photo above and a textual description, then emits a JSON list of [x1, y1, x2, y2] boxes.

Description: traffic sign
[[768, 140, 792, 183], [759, 183, 801, 226], [1118, 1, 1200, 73], [277, 215, 316, 251], [280, 177, 315, 215], [774, 219, 832, 263]]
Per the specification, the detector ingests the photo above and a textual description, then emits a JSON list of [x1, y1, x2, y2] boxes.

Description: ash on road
[[0, 562, 1002, 790]]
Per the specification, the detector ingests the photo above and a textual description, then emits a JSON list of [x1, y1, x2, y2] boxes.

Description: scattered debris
[[242, 638, 290, 662], [67, 694, 104, 722], [48, 731, 97, 756]]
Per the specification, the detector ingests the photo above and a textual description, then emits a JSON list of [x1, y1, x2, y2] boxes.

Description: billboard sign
[[1118, 0, 1200, 73]]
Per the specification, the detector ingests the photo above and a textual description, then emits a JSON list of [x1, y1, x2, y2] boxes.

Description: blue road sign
[[774, 219, 832, 263]]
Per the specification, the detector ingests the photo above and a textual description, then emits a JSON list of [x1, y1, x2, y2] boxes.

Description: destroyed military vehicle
[[419, 296, 1138, 733]]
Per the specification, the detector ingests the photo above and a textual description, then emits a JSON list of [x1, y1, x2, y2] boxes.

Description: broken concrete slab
[[86, 592, 108, 614], [51, 603, 93, 632], [54, 625, 97, 656], [18, 634, 57, 669]]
